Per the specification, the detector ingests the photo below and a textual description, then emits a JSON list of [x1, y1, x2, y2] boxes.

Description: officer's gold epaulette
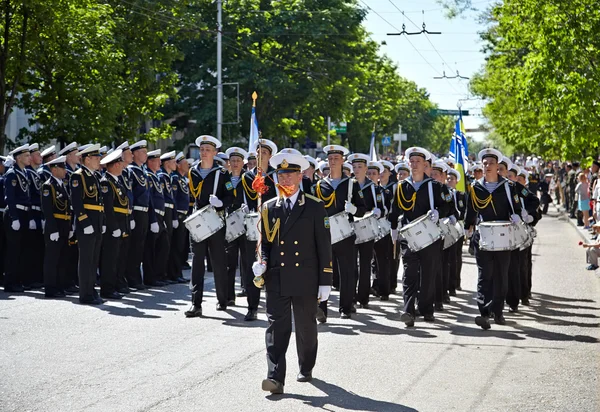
[[304, 193, 322, 203]]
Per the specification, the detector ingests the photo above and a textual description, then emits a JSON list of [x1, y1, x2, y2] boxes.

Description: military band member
[[446, 168, 466, 294], [253, 152, 333, 394], [158, 151, 179, 283], [224, 147, 249, 308], [99, 149, 129, 300], [301, 155, 318, 193], [41, 156, 72, 298], [3, 144, 31, 293], [25, 143, 45, 289], [389, 147, 452, 327], [185, 135, 234, 317], [70, 144, 105, 305], [239, 139, 278, 321], [395, 162, 410, 181], [465, 148, 523, 330], [342, 162, 352, 178], [313, 145, 366, 320], [246, 151, 257, 171], [126, 140, 156, 290], [169, 152, 190, 284]]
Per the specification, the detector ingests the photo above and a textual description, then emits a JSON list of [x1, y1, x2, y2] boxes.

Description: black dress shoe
[[435, 303, 444, 311], [521, 298, 530, 306], [494, 314, 506, 325], [475, 315, 491, 330], [443, 295, 451, 304], [29, 282, 44, 290], [380, 295, 389, 301], [415, 308, 421, 317], [244, 309, 257, 321], [79, 296, 104, 305], [237, 290, 247, 297], [4, 285, 25, 293], [423, 314, 435, 322], [129, 284, 146, 291], [456, 286, 462, 291], [185, 305, 202, 317], [182, 262, 191, 269], [400, 312, 415, 327], [164, 279, 178, 285], [316, 307, 327, 324], [227, 299, 236, 306], [101, 291, 123, 300], [262, 378, 284, 394], [390, 288, 397, 295], [146, 280, 167, 287], [45, 291, 66, 298], [358, 302, 369, 309], [297, 372, 312, 382], [350, 305, 357, 314], [448, 290, 457, 297], [508, 306, 518, 313], [64, 286, 79, 294], [216, 303, 227, 311], [177, 277, 189, 283], [117, 287, 131, 294], [340, 312, 351, 319]]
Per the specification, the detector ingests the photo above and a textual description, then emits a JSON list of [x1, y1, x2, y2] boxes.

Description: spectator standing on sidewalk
[[575, 172, 591, 229]]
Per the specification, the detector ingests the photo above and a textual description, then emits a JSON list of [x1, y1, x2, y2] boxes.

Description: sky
[[361, 0, 492, 140]]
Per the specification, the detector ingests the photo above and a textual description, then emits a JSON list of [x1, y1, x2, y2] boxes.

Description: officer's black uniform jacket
[[241, 166, 279, 212], [464, 176, 523, 231], [388, 175, 453, 230], [260, 192, 333, 296], [38, 165, 52, 183], [41, 176, 71, 235], [4, 165, 30, 225], [100, 173, 129, 236], [147, 169, 165, 216], [171, 171, 190, 217], [26, 165, 43, 226], [158, 168, 175, 210], [312, 176, 367, 221], [188, 161, 233, 213], [70, 165, 104, 233], [127, 163, 157, 224]]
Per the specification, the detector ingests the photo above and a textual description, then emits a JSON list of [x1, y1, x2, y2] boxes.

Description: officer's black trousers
[[78, 231, 102, 301], [401, 238, 441, 317], [43, 222, 70, 295], [332, 235, 356, 314], [143, 214, 169, 284], [506, 249, 521, 308], [117, 233, 130, 290], [25, 228, 44, 285], [66, 234, 79, 287], [226, 235, 247, 302], [355, 240, 374, 305], [373, 235, 392, 298], [391, 239, 401, 291], [455, 239, 463, 290], [520, 245, 532, 299], [3, 214, 25, 289], [265, 291, 318, 385], [191, 227, 228, 306], [244, 239, 262, 310], [436, 243, 452, 304], [168, 213, 186, 281], [100, 233, 122, 295], [474, 246, 510, 317], [448, 241, 459, 293], [126, 210, 148, 286]]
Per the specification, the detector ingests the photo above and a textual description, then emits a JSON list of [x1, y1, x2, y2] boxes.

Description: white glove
[[209, 195, 223, 208], [49, 232, 59, 242], [524, 214, 534, 224], [173, 220, 179, 229], [102, 225, 106, 234], [130, 220, 136, 230], [29, 219, 36, 230], [449, 215, 457, 225], [429, 209, 439, 223], [150, 222, 159, 233], [11, 220, 20, 231], [344, 201, 357, 215], [252, 261, 266, 277], [112, 229, 121, 238], [241, 204, 249, 214], [510, 214, 521, 224], [317, 285, 332, 301], [83, 225, 94, 235], [391, 229, 398, 242], [372, 208, 382, 218]]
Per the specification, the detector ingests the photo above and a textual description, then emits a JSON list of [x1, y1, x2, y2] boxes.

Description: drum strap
[[428, 181, 434, 212], [347, 179, 353, 204], [453, 190, 459, 214], [213, 170, 220, 196], [504, 182, 516, 215], [370, 184, 378, 211]]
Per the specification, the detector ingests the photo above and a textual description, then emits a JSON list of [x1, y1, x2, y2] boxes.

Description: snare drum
[[225, 208, 247, 243], [244, 213, 261, 242], [184, 205, 224, 243], [399, 213, 442, 252], [375, 217, 392, 242], [477, 221, 516, 251], [440, 218, 462, 250], [329, 211, 355, 244], [512, 221, 530, 248], [353, 212, 379, 244]]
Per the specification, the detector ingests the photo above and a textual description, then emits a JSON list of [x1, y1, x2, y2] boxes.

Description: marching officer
[[25, 143, 45, 289], [115, 141, 134, 294], [70, 144, 105, 305], [159, 151, 179, 283], [185, 135, 234, 317], [41, 156, 72, 298], [59, 142, 80, 293], [3, 144, 31, 293], [252, 152, 333, 394], [39, 145, 57, 182], [99, 149, 129, 300], [169, 152, 190, 284]]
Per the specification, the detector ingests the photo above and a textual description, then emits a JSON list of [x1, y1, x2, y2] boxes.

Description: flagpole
[[252, 92, 266, 289]]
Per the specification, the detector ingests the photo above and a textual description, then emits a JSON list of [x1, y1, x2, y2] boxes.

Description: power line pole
[[216, 0, 223, 141]]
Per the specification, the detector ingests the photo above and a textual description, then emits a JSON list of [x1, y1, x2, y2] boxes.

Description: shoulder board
[[264, 197, 278, 207], [304, 193, 322, 203]]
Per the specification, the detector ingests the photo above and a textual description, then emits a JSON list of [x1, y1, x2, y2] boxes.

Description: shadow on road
[[266, 378, 418, 411]]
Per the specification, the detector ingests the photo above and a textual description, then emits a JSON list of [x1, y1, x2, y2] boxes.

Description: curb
[[553, 203, 592, 243]]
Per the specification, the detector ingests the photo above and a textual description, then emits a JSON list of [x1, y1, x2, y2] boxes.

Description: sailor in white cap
[[97, 149, 128, 300], [347, 154, 384, 308], [466, 148, 524, 329], [70, 144, 104, 305], [253, 151, 332, 395], [3, 144, 31, 293], [379, 160, 400, 294], [313, 144, 366, 320], [446, 168, 467, 294], [342, 161, 352, 178], [170, 152, 191, 283], [246, 151, 257, 171], [125, 140, 155, 291], [185, 135, 234, 317], [39, 145, 57, 182], [470, 162, 484, 181], [40, 156, 71, 298], [216, 151, 229, 169], [59, 142, 80, 179], [317, 160, 329, 178], [388, 146, 453, 327], [301, 154, 318, 193], [395, 162, 410, 180]]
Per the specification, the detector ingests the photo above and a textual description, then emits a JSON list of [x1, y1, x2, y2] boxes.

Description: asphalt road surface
[[1, 210, 599, 412]]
